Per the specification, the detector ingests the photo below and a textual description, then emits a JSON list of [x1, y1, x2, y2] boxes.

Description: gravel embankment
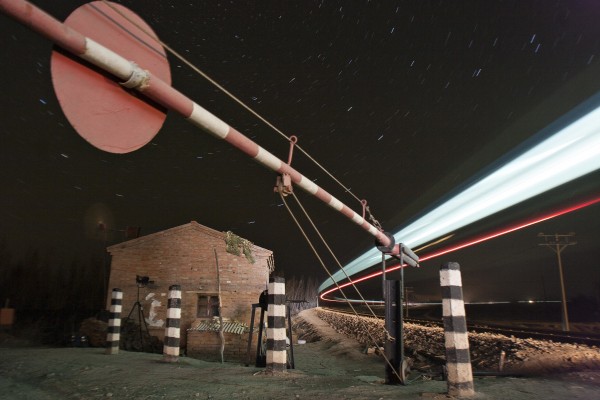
[[296, 308, 600, 379]]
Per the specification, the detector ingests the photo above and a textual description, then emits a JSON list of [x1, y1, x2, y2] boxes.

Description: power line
[[99, 0, 375, 216]]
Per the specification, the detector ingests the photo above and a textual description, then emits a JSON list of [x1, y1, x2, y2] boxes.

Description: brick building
[[106, 221, 273, 360]]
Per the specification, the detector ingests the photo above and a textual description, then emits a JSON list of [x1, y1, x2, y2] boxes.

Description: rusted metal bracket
[[274, 174, 293, 196], [273, 135, 298, 196]]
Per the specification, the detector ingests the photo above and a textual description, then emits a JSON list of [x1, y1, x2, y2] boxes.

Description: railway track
[[321, 307, 600, 347]]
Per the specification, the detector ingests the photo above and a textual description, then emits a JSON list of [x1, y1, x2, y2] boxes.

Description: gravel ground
[[0, 308, 599, 399], [308, 308, 600, 384]]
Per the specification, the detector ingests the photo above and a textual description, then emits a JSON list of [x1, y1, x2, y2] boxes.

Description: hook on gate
[[287, 135, 298, 165]]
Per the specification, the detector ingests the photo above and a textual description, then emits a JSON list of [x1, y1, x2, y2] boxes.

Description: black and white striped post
[[163, 284, 181, 362], [440, 262, 475, 397], [106, 288, 123, 355], [266, 276, 286, 373]]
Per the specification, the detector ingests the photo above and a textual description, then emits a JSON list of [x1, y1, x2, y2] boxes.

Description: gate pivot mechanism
[[376, 232, 420, 268], [375, 233, 419, 385]]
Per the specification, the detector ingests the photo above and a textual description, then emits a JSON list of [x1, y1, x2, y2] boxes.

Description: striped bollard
[[440, 262, 475, 397], [266, 276, 286, 373], [163, 284, 181, 362], [105, 288, 123, 355]]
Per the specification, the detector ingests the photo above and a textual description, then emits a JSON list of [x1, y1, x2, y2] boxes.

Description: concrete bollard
[[106, 288, 123, 355], [266, 276, 286, 373], [440, 262, 475, 397], [163, 284, 181, 362]]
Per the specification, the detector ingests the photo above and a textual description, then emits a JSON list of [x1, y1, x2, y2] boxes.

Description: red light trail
[[320, 195, 600, 302]]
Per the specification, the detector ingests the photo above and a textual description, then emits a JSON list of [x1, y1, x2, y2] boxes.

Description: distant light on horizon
[[320, 94, 600, 293]]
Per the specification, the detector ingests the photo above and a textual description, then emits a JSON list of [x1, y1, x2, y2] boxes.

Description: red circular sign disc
[[51, 1, 171, 153]]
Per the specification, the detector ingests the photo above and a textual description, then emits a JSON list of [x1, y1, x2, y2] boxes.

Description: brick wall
[[106, 222, 271, 348], [187, 331, 257, 363]]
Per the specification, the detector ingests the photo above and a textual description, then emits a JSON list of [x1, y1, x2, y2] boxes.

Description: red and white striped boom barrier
[[0, 0, 397, 251]]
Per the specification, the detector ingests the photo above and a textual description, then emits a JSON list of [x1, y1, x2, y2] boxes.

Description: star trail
[[0, 1, 599, 306]]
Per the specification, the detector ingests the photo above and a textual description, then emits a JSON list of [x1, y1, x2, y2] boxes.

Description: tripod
[[125, 283, 151, 351]]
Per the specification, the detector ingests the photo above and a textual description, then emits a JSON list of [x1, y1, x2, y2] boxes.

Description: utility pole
[[538, 233, 576, 332]]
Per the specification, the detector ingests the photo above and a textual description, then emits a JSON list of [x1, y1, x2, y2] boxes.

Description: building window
[[197, 294, 220, 318]]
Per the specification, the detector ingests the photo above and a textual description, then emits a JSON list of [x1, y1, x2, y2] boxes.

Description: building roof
[[107, 221, 272, 257]]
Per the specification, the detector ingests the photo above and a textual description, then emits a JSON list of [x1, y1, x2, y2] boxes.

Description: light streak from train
[[320, 195, 600, 301], [320, 94, 600, 293]]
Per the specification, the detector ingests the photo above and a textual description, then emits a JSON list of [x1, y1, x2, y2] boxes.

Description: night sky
[[1, 1, 600, 304]]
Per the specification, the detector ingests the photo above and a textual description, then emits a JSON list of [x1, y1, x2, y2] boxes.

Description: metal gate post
[[384, 280, 407, 384], [256, 306, 266, 367], [245, 303, 259, 366]]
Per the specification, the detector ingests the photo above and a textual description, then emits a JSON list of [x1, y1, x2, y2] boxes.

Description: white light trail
[[320, 96, 600, 292]]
